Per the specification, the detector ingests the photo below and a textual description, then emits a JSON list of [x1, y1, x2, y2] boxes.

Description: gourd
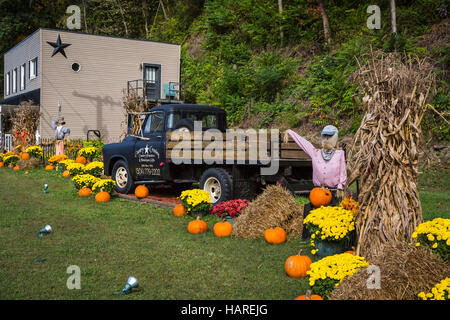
[[135, 185, 149, 198], [187, 216, 208, 234], [21, 152, 30, 160], [295, 290, 323, 300], [62, 170, 71, 178], [13, 165, 20, 171], [213, 220, 233, 237], [309, 187, 332, 208], [78, 187, 92, 197], [284, 249, 312, 278], [45, 165, 55, 171], [173, 204, 186, 217], [95, 191, 111, 202], [75, 156, 87, 165], [264, 227, 287, 244], [0, 162, 4, 168]]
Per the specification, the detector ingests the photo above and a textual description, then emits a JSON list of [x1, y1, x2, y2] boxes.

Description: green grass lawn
[[0, 166, 448, 300]]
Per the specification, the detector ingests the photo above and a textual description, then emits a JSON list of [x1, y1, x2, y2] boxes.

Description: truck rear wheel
[[112, 160, 135, 194], [199, 168, 232, 205]]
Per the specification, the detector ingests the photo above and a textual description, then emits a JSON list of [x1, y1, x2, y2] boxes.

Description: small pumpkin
[[173, 204, 186, 217], [45, 164, 55, 171], [285, 249, 312, 278], [135, 185, 149, 198], [295, 290, 323, 300], [21, 152, 30, 160], [78, 187, 92, 197], [13, 165, 20, 171], [0, 162, 4, 168], [264, 227, 287, 244], [309, 187, 332, 208], [95, 191, 111, 202], [75, 156, 87, 165], [213, 220, 233, 237], [188, 216, 208, 234], [62, 170, 71, 178]]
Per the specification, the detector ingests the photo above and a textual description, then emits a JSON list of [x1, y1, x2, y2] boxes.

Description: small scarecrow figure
[[51, 116, 70, 155], [286, 125, 347, 239]]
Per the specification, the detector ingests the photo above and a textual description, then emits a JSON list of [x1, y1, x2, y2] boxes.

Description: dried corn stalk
[[9, 101, 41, 148], [120, 89, 152, 138], [347, 49, 436, 260]]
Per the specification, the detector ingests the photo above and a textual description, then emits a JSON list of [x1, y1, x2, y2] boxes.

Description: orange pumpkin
[[173, 204, 186, 217], [62, 170, 71, 178], [213, 220, 233, 237], [0, 162, 4, 168], [135, 185, 149, 198], [13, 165, 20, 171], [345, 250, 355, 255], [295, 290, 323, 300], [309, 187, 332, 208], [78, 187, 92, 197], [75, 156, 87, 165], [21, 152, 30, 160], [188, 216, 208, 234], [264, 227, 287, 244], [45, 165, 55, 171], [95, 191, 111, 202], [285, 249, 312, 278]]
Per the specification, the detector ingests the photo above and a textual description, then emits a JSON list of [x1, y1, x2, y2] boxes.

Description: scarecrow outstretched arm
[[286, 129, 317, 158]]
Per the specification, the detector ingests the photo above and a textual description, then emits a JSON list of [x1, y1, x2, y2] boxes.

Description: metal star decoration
[[46, 34, 71, 58]]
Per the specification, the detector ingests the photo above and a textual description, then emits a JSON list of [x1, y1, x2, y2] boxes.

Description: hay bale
[[17, 158, 42, 170], [232, 184, 303, 238], [329, 241, 450, 300]]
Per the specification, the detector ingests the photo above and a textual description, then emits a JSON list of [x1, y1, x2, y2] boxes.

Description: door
[[143, 64, 161, 100], [134, 111, 165, 180]]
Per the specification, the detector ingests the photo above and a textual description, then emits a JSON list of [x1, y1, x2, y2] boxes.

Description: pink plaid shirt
[[288, 130, 347, 190]]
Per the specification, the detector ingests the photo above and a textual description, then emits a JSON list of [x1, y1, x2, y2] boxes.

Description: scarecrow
[[51, 116, 70, 155], [285, 125, 347, 239]]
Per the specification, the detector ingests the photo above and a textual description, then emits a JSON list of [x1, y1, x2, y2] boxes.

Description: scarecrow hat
[[56, 117, 66, 125], [321, 125, 338, 136]]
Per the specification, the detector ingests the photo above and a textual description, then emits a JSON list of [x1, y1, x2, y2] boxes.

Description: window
[[20, 64, 26, 90], [72, 63, 80, 72], [29, 58, 38, 79], [12, 68, 17, 93], [144, 112, 164, 134], [166, 112, 181, 130], [185, 112, 218, 129], [5, 72, 10, 96]]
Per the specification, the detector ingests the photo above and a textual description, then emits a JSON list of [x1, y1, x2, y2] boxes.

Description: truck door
[[134, 111, 165, 180]]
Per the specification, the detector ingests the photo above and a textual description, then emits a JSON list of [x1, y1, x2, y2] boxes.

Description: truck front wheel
[[199, 168, 232, 205], [112, 160, 135, 194]]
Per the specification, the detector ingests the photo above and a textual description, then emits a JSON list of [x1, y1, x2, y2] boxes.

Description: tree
[[317, 0, 331, 46], [278, 0, 283, 46], [390, 0, 397, 34]]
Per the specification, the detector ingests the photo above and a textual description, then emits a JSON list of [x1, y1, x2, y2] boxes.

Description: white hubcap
[[116, 167, 128, 188], [204, 177, 221, 203]]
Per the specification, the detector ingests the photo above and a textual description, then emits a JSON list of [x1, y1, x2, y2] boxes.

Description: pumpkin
[[21, 152, 30, 160], [0, 162, 4, 168], [309, 187, 332, 208], [95, 191, 111, 202], [187, 216, 208, 234], [62, 170, 71, 178], [173, 204, 186, 217], [135, 185, 149, 198], [213, 220, 233, 237], [285, 249, 312, 278], [13, 165, 20, 171], [75, 156, 87, 165], [264, 227, 287, 244], [295, 290, 323, 300], [45, 165, 55, 171], [78, 187, 92, 197]]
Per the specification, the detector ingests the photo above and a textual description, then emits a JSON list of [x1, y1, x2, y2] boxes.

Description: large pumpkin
[[78, 187, 92, 197], [285, 249, 312, 278], [309, 187, 332, 208], [45, 165, 55, 171], [173, 204, 186, 217], [21, 152, 30, 160], [264, 227, 287, 244], [0, 162, 4, 168], [95, 191, 111, 202], [188, 216, 208, 234], [213, 220, 233, 237], [62, 170, 71, 178], [295, 290, 323, 300], [135, 185, 149, 198], [75, 156, 87, 165]]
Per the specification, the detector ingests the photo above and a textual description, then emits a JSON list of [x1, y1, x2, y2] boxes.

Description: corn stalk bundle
[[347, 49, 436, 260], [9, 101, 40, 148], [120, 89, 151, 138]]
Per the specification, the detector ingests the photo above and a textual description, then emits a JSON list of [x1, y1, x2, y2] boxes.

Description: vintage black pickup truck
[[102, 104, 314, 205]]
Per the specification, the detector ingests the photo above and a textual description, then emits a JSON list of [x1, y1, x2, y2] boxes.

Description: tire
[[111, 160, 135, 194], [172, 118, 194, 132], [199, 168, 233, 205]]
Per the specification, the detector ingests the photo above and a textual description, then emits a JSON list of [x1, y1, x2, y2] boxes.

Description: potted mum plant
[[179, 189, 212, 217], [210, 199, 249, 224]]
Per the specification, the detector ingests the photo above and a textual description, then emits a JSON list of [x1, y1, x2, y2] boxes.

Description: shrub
[[72, 174, 101, 190]]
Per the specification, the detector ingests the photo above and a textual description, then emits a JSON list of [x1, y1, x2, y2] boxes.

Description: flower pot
[[224, 216, 234, 225], [315, 240, 346, 258]]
